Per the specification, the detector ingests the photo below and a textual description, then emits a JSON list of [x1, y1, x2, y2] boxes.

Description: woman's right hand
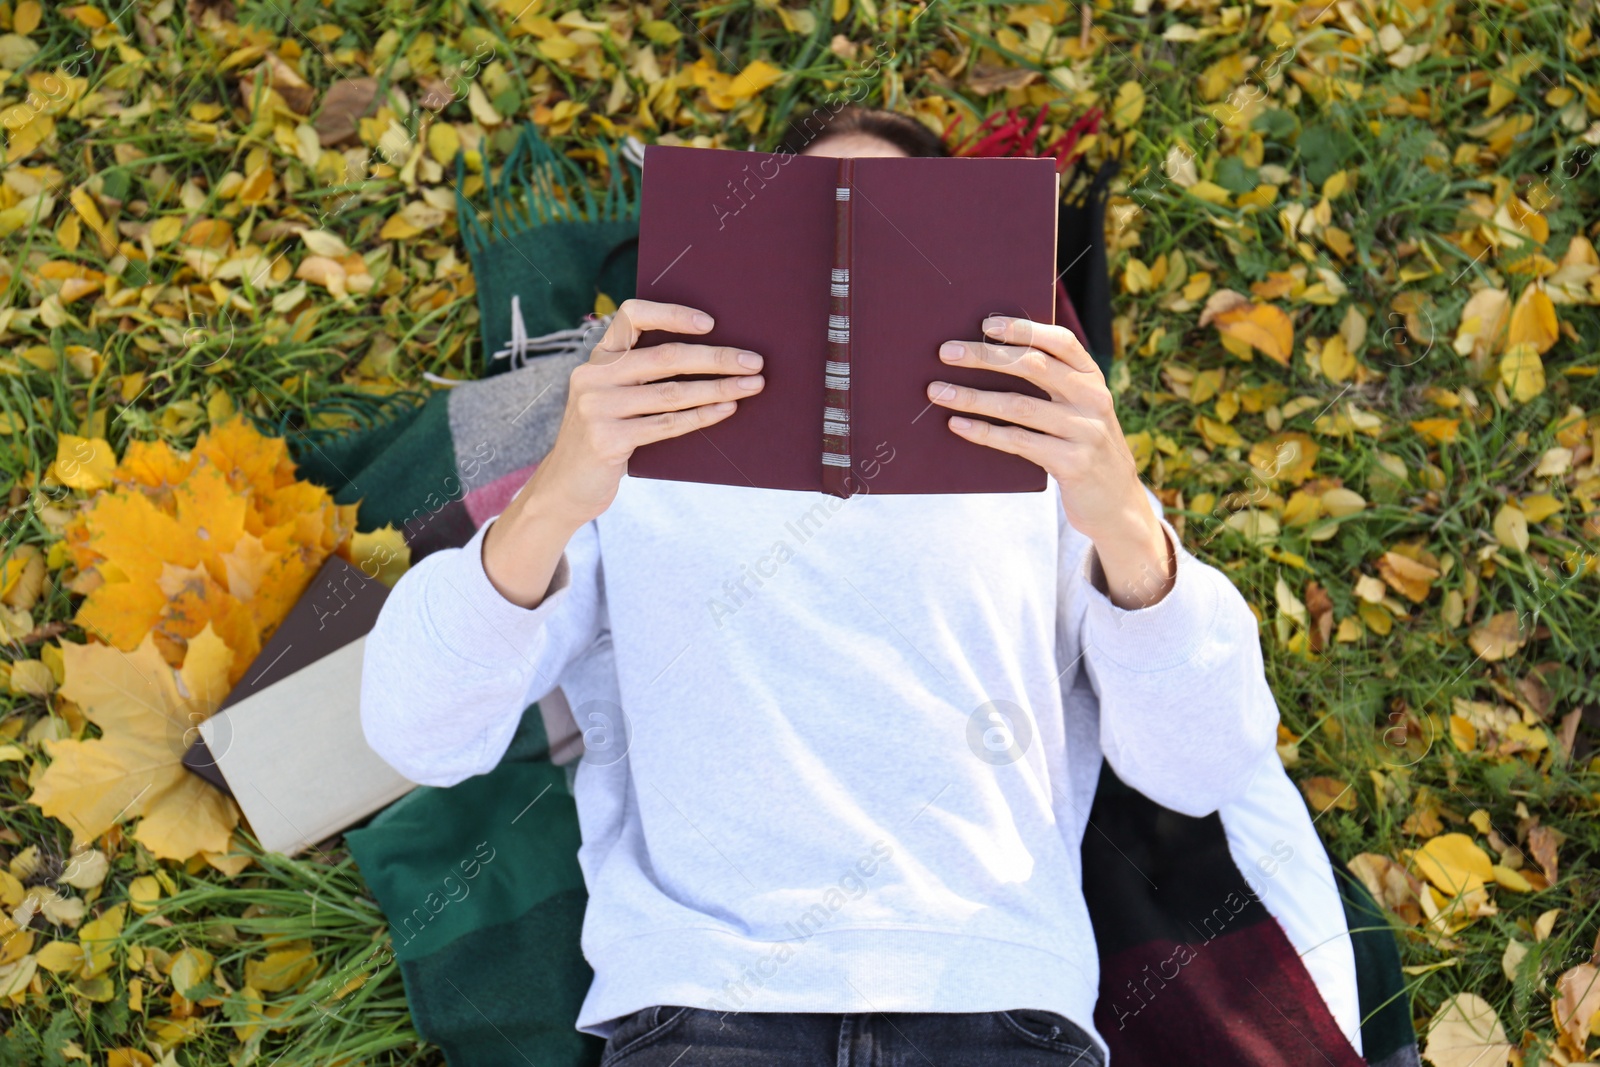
[[482, 299, 764, 606]]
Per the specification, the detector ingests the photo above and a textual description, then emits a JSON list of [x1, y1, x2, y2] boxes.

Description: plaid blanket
[[304, 122, 1419, 1067]]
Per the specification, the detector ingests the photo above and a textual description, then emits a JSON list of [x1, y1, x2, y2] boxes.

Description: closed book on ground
[[185, 557, 416, 856], [630, 144, 1059, 497]]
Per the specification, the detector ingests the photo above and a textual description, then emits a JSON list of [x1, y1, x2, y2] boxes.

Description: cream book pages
[[199, 636, 417, 856]]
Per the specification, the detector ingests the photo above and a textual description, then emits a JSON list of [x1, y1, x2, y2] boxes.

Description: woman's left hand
[[927, 315, 1175, 609]]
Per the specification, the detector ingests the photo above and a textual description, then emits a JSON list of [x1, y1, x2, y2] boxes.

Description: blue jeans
[[599, 1006, 1105, 1066]]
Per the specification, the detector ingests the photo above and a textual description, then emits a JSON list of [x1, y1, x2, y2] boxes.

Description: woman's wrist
[[1087, 495, 1176, 611], [481, 485, 586, 608], [504, 470, 593, 535]]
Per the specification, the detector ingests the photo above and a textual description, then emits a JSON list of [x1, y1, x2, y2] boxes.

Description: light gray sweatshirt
[[359, 472, 1281, 1057]]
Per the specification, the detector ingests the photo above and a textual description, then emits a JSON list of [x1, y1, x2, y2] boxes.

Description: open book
[[629, 143, 1059, 497]]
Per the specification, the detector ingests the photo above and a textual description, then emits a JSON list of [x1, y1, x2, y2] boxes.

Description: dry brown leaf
[[315, 77, 379, 147], [1511, 668, 1553, 719], [187, 0, 237, 23], [967, 63, 1040, 95], [1305, 580, 1334, 651], [1526, 824, 1560, 883], [1553, 964, 1600, 1055], [1348, 852, 1426, 925], [260, 52, 314, 115]]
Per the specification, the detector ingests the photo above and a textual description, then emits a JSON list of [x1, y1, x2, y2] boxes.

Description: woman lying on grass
[[362, 107, 1366, 1066]]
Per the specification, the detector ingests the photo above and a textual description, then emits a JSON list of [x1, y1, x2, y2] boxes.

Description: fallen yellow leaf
[[1468, 611, 1525, 662], [53, 435, 116, 491], [1492, 503, 1529, 552], [67, 419, 354, 681], [7, 659, 55, 696], [1422, 993, 1512, 1067], [128, 874, 163, 914], [1491, 865, 1532, 893], [147, 216, 185, 246], [30, 626, 240, 860], [168, 946, 214, 997], [1518, 493, 1561, 524], [1187, 180, 1232, 205], [347, 525, 411, 588], [1377, 551, 1439, 603], [1213, 301, 1295, 364], [1195, 414, 1245, 449], [1321, 487, 1365, 517], [245, 941, 318, 992], [1413, 832, 1494, 897], [295, 254, 348, 297], [12, 1, 42, 35], [1358, 601, 1393, 635], [1112, 80, 1145, 129], [1299, 776, 1356, 813], [1507, 282, 1559, 353], [379, 212, 423, 240], [78, 903, 126, 980], [33, 940, 84, 974], [1410, 417, 1460, 444], [1453, 287, 1509, 362], [1499, 342, 1546, 403], [729, 60, 783, 100]]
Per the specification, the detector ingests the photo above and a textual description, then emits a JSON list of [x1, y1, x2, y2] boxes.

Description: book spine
[[821, 158, 854, 498]]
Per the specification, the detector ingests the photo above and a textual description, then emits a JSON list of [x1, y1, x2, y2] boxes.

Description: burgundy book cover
[[630, 143, 1059, 496], [181, 556, 388, 792]]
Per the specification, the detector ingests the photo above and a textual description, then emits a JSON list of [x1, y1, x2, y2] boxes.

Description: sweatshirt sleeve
[[1076, 492, 1280, 817], [360, 517, 605, 788]]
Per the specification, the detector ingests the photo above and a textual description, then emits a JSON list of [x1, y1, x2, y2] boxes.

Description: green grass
[[1, 0, 1597, 1062]]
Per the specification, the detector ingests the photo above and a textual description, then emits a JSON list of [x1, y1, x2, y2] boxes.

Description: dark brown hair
[[774, 104, 949, 159]]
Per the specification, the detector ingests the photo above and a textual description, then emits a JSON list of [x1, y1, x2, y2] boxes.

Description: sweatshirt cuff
[[421, 519, 573, 670], [1081, 516, 1222, 672]]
